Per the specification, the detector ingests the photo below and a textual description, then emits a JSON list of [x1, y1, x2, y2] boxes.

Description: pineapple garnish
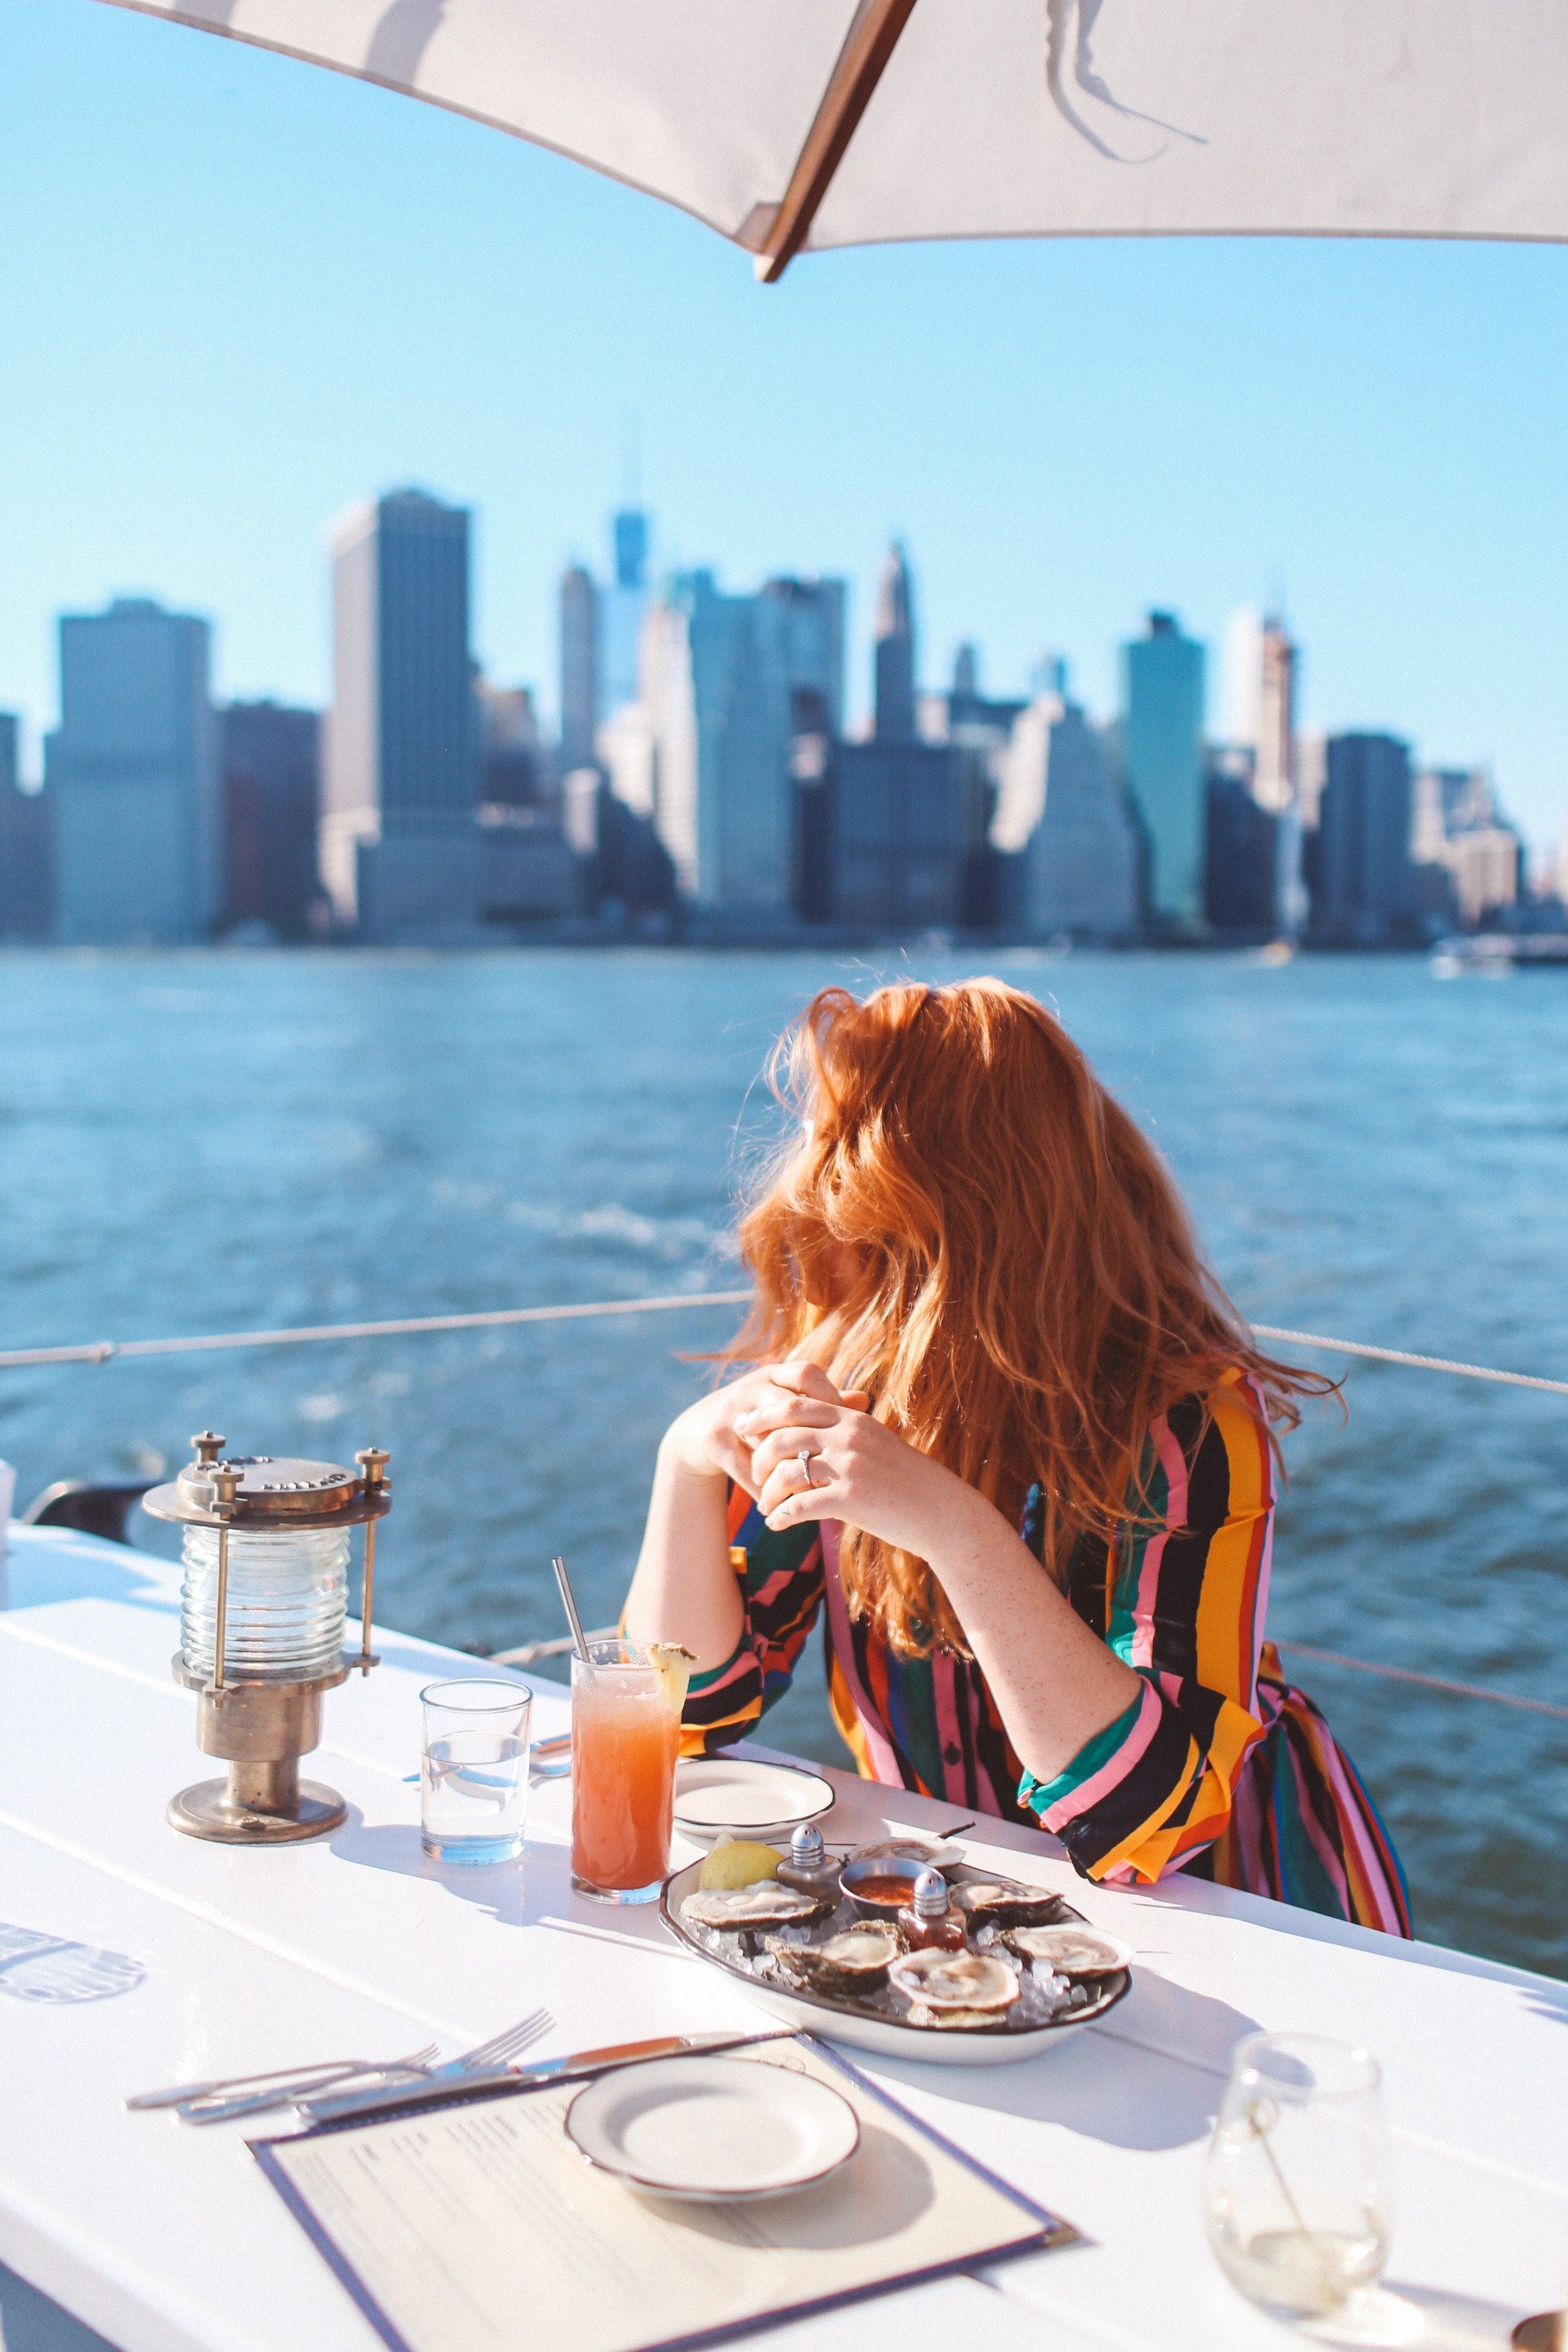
[[647, 1640, 697, 1715]]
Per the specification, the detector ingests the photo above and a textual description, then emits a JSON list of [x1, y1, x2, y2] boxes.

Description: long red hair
[[728, 979, 1326, 1658]]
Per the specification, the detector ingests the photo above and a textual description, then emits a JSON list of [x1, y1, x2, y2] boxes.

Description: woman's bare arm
[[622, 1443, 742, 1668], [622, 1362, 859, 1671]]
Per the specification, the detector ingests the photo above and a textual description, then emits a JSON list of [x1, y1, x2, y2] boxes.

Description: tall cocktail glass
[[570, 1639, 685, 1904]]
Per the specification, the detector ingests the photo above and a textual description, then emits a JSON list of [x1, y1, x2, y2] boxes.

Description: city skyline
[[2, 0, 1564, 856], [5, 501, 1526, 952], [2, 485, 1534, 872]]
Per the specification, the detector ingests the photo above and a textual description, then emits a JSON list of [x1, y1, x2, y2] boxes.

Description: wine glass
[[1205, 2033, 1392, 2321]]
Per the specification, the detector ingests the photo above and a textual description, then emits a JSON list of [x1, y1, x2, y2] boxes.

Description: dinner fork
[[129, 2042, 441, 2114], [296, 2008, 554, 2126], [188, 2010, 552, 2125], [176, 2042, 451, 2125]]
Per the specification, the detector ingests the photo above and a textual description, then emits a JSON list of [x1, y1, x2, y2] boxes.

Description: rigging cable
[[3, 1298, 1567, 1392], [3, 1292, 1565, 1725]]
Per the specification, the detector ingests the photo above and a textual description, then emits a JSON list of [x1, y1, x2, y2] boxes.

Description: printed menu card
[[254, 2036, 1073, 2352]]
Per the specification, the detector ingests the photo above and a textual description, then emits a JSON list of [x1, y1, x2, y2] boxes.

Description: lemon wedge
[[699, 1839, 782, 1891]]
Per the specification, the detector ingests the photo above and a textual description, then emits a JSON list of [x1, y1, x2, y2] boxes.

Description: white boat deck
[[1, 1523, 1563, 2352]]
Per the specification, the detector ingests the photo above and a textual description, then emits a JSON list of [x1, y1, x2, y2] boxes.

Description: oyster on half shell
[[1002, 1924, 1131, 1978], [951, 1878, 1065, 1929], [887, 1947, 1021, 2030], [767, 1922, 903, 1997], [681, 1881, 828, 1932], [852, 1831, 966, 1875]]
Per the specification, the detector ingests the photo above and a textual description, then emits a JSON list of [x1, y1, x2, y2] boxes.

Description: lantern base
[[1513, 2321, 1563, 2352], [167, 1776, 347, 1844]]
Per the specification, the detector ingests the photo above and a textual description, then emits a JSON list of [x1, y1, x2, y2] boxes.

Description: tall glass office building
[[873, 542, 916, 742], [631, 568, 835, 910], [321, 488, 477, 938], [48, 598, 220, 945], [641, 571, 793, 912], [601, 507, 650, 722], [1120, 611, 1207, 931], [1315, 732, 1417, 944], [557, 564, 600, 772]]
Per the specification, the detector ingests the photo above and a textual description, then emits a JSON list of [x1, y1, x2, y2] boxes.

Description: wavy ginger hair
[[728, 980, 1324, 1659]]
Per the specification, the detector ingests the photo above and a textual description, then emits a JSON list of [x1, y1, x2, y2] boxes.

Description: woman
[[625, 979, 1409, 1933]]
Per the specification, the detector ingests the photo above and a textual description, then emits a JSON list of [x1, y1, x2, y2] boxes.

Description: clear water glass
[[420, 1679, 532, 1866], [1205, 2033, 1392, 2321], [180, 1523, 348, 1681]]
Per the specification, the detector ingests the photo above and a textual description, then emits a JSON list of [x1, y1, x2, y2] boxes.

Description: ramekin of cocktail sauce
[[839, 1854, 924, 1918]]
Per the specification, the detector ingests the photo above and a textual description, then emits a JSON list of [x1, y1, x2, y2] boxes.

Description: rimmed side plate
[[660, 1857, 1130, 2067], [564, 2053, 860, 2201], [673, 1759, 835, 1847]]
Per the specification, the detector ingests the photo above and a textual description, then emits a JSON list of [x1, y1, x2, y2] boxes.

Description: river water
[[1, 946, 1563, 1979]]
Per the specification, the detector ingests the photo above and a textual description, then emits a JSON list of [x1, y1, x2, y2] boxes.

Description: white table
[[1, 1523, 1563, 2352]]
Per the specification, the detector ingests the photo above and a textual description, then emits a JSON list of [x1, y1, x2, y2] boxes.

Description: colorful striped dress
[[682, 1370, 1411, 1937]]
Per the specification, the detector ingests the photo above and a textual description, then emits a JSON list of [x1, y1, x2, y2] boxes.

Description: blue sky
[[2, 1, 1565, 851]]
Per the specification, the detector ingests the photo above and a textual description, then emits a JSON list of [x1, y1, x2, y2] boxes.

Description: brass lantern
[[143, 1432, 390, 1844]]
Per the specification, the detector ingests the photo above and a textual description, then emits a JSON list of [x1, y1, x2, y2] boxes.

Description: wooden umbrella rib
[[758, 0, 920, 281]]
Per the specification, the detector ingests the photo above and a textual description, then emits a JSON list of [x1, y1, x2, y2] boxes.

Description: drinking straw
[[1244, 2097, 1338, 2304], [551, 1555, 591, 1662]]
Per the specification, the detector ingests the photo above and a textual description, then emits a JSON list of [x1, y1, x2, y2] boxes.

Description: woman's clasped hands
[[731, 1362, 988, 1568], [658, 1359, 992, 1569]]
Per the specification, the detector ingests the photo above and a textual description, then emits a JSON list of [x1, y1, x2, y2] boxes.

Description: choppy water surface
[[1, 946, 1563, 1979]]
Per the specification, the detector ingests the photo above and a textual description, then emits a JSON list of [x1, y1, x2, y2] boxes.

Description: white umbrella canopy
[[94, 0, 1568, 276]]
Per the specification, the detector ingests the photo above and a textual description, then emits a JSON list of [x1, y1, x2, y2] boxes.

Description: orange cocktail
[[570, 1642, 685, 1903]]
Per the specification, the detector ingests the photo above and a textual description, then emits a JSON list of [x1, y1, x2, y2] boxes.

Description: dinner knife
[[296, 2029, 784, 2129]]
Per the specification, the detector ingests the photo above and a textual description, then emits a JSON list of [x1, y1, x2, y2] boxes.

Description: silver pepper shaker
[[776, 1820, 842, 1903]]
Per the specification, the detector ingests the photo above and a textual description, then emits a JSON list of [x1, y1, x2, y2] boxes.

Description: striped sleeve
[[1018, 1374, 1274, 1886], [679, 1483, 826, 1757]]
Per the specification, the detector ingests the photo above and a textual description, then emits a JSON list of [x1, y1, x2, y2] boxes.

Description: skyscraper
[[1205, 746, 1279, 935], [873, 543, 916, 742], [827, 741, 969, 932], [1297, 731, 1328, 829], [1412, 766, 1519, 927], [558, 565, 600, 771], [1254, 617, 1297, 816], [991, 691, 1139, 938], [1215, 608, 1302, 934], [641, 571, 793, 913], [1312, 733, 1417, 944], [0, 713, 51, 941], [475, 681, 543, 809], [603, 507, 650, 720], [1120, 611, 1206, 931], [321, 488, 477, 938], [48, 597, 220, 944], [761, 576, 847, 739], [220, 701, 321, 937], [1221, 608, 1264, 750], [760, 576, 848, 920]]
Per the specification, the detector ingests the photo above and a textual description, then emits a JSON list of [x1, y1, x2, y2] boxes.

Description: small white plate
[[673, 1759, 834, 1846], [564, 2055, 859, 2201]]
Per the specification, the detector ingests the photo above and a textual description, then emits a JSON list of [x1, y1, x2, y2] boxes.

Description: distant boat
[[1432, 934, 1568, 974]]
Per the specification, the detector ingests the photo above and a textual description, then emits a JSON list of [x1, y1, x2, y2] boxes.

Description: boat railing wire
[[3, 1291, 1565, 1726]]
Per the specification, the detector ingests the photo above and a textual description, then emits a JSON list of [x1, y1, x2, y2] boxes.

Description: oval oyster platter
[[659, 1849, 1130, 2067]]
